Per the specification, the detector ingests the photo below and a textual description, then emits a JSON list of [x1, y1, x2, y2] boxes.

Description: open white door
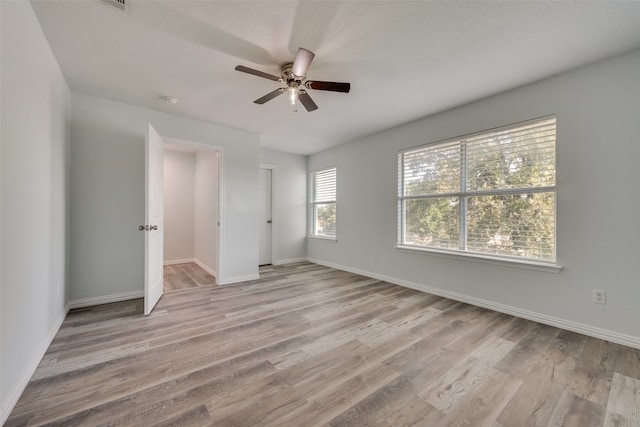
[[144, 124, 164, 315]]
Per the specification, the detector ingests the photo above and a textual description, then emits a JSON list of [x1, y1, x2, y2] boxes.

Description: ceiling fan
[[234, 47, 350, 112]]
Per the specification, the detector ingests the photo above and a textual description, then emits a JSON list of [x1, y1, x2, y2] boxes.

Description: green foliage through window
[[398, 117, 556, 262]]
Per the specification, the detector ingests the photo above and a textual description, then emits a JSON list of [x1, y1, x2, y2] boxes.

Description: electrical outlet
[[593, 290, 606, 304]]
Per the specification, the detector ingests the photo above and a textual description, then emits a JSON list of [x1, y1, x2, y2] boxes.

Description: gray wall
[[1, 1, 71, 418], [260, 148, 308, 264], [194, 151, 218, 274], [164, 150, 196, 262], [308, 49, 640, 346], [70, 92, 260, 299]]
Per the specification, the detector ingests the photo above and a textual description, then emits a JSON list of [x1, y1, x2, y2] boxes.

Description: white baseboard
[[306, 257, 640, 350], [1, 302, 70, 425], [67, 290, 144, 309], [220, 273, 260, 286], [272, 257, 307, 266], [193, 258, 216, 278], [163, 258, 195, 266]]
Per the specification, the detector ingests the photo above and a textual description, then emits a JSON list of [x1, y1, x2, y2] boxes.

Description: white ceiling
[[31, 0, 640, 155]]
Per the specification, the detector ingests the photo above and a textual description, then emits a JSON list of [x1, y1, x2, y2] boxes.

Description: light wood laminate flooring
[[7, 262, 640, 426], [164, 262, 216, 290]]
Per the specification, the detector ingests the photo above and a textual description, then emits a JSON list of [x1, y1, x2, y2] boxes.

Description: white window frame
[[397, 116, 560, 270], [308, 166, 337, 240]]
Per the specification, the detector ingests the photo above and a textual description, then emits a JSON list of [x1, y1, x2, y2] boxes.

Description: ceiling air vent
[[100, 0, 126, 11]]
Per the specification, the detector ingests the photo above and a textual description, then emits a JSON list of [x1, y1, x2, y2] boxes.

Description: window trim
[[398, 116, 558, 265], [394, 244, 562, 272], [308, 166, 337, 240]]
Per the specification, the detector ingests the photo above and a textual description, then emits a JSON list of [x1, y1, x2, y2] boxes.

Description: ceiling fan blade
[[235, 65, 281, 82], [298, 90, 318, 112], [305, 80, 351, 93], [254, 88, 286, 104], [291, 48, 315, 78]]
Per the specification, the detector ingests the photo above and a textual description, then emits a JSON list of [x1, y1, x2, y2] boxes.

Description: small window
[[398, 116, 556, 262], [309, 167, 336, 238]]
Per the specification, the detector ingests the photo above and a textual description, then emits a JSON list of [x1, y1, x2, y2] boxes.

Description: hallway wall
[[164, 150, 196, 262]]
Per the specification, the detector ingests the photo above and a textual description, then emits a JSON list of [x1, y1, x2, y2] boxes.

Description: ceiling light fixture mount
[[161, 96, 178, 105]]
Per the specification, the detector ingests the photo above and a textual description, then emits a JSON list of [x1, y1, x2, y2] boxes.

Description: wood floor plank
[[433, 368, 522, 427], [603, 372, 640, 426], [568, 362, 614, 408], [420, 335, 516, 412], [328, 375, 417, 426], [494, 322, 560, 379], [547, 388, 605, 426], [496, 360, 566, 426], [291, 363, 402, 427], [6, 262, 640, 426], [163, 262, 215, 290], [373, 397, 443, 427], [287, 334, 420, 407]]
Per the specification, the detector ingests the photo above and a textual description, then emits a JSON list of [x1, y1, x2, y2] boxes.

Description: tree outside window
[[399, 117, 556, 262]]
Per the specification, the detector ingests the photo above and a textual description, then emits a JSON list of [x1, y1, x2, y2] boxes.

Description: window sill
[[395, 245, 562, 273], [307, 235, 337, 242]]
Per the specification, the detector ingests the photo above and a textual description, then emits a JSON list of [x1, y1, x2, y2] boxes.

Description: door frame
[[260, 163, 277, 265], [161, 136, 225, 284]]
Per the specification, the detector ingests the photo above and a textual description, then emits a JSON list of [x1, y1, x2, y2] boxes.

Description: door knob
[[138, 225, 148, 231], [267, 220, 272, 224], [150, 225, 158, 231]]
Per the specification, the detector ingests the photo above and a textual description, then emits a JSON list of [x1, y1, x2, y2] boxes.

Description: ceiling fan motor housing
[[281, 63, 301, 82]]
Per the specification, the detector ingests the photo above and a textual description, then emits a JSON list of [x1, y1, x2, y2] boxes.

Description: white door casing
[[259, 168, 272, 266], [144, 124, 164, 315]]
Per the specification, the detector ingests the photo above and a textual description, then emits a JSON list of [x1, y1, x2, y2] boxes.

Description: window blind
[[309, 167, 337, 237], [398, 116, 556, 262], [311, 167, 337, 202]]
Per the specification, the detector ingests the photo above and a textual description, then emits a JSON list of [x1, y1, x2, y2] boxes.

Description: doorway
[[162, 139, 222, 291]]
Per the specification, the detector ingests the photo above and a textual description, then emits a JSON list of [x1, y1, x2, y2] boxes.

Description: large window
[[309, 167, 337, 238], [398, 117, 556, 262]]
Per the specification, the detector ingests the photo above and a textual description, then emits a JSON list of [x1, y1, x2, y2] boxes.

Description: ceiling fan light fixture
[[288, 85, 299, 105]]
